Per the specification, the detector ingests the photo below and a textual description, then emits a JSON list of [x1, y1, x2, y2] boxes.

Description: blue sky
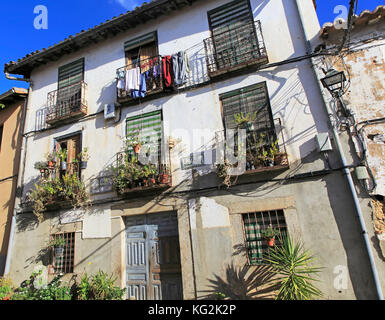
[[0, 0, 383, 93]]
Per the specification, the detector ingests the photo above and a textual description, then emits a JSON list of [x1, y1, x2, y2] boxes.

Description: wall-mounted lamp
[[321, 68, 347, 96]]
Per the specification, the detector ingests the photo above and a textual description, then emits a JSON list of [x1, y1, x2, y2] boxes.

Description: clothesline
[[116, 50, 191, 99]]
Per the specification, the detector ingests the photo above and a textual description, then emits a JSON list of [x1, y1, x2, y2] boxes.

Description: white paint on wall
[[199, 197, 230, 229], [82, 206, 111, 239]]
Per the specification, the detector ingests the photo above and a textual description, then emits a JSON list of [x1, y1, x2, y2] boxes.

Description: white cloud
[[115, 0, 143, 10]]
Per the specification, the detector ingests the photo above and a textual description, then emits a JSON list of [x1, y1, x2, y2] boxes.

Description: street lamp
[[321, 68, 347, 96]]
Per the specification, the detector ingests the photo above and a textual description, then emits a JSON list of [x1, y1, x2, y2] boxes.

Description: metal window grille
[[50, 232, 75, 274], [242, 210, 287, 265]]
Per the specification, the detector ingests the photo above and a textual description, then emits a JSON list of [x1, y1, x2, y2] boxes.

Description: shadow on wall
[[200, 264, 278, 300]]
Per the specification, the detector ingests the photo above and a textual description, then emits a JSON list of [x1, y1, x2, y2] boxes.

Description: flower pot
[[54, 246, 65, 257], [266, 238, 275, 247], [133, 144, 141, 154], [159, 174, 169, 184], [80, 161, 87, 169], [274, 153, 288, 166]]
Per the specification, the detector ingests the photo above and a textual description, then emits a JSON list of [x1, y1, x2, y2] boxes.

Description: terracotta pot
[[159, 174, 169, 184], [266, 238, 275, 247], [133, 144, 141, 154]]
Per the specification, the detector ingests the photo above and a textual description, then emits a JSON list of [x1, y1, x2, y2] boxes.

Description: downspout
[[294, 0, 383, 300], [5, 72, 31, 83], [3, 86, 30, 276]]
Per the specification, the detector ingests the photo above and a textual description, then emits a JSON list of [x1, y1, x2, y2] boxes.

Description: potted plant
[[34, 161, 49, 173], [261, 226, 280, 247], [47, 236, 67, 257], [126, 127, 142, 154], [46, 152, 56, 168], [79, 147, 90, 169], [158, 164, 170, 185], [56, 149, 68, 171]]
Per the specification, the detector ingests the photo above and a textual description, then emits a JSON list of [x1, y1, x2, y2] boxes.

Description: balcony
[[112, 151, 171, 195], [216, 118, 289, 178], [116, 55, 164, 104], [46, 81, 88, 125], [204, 20, 268, 78]]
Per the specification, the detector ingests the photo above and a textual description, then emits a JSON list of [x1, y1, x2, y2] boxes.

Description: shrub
[[76, 271, 125, 300], [11, 271, 72, 300], [0, 278, 13, 300], [265, 235, 323, 300]]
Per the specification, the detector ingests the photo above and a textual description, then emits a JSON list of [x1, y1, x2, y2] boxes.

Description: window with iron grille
[[50, 232, 75, 274], [242, 210, 287, 265], [220, 82, 277, 171]]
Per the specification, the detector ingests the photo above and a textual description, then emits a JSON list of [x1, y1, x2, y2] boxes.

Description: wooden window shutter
[[67, 135, 81, 175], [58, 58, 85, 89]]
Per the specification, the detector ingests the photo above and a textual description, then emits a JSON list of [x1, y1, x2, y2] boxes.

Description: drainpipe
[[3, 86, 30, 276], [5, 72, 31, 83], [294, 0, 383, 300]]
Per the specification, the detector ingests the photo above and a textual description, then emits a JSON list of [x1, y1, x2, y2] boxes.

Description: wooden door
[[126, 212, 183, 300]]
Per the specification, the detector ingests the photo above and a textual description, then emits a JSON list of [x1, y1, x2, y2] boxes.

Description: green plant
[[56, 149, 67, 162], [233, 112, 257, 127], [214, 291, 226, 300], [76, 271, 125, 300], [78, 147, 90, 161], [11, 271, 72, 300], [47, 236, 66, 248], [126, 127, 142, 148], [265, 235, 323, 300], [27, 173, 89, 221], [34, 161, 49, 171], [261, 226, 280, 239], [0, 278, 13, 300]]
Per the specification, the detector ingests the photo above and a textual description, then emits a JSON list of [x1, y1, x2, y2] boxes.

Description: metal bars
[[51, 232, 75, 274], [242, 210, 287, 265]]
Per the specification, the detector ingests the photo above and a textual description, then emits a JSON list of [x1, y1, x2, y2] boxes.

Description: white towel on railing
[[125, 67, 141, 91]]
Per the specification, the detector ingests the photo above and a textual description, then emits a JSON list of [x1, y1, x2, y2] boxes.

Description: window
[[58, 58, 84, 89], [206, 0, 261, 71], [220, 82, 277, 171], [125, 111, 162, 163], [50, 232, 75, 274], [242, 210, 287, 265], [0, 124, 3, 152], [124, 31, 158, 69], [47, 58, 87, 124], [55, 133, 82, 177]]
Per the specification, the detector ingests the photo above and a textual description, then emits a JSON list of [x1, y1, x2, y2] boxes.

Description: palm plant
[[265, 235, 323, 300]]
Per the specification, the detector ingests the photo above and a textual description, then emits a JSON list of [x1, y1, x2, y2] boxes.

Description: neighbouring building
[[3, 0, 385, 300], [315, 5, 385, 271], [0, 87, 28, 275]]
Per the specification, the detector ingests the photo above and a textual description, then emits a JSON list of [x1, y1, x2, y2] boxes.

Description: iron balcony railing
[[46, 81, 88, 125], [216, 118, 289, 175], [114, 150, 171, 194], [116, 55, 164, 102], [204, 20, 268, 77]]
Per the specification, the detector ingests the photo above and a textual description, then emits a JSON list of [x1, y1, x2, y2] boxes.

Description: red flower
[[2, 296, 10, 300]]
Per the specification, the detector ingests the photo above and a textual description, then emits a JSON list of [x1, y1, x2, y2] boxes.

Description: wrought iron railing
[[113, 151, 171, 194], [204, 20, 268, 77], [116, 55, 164, 101], [216, 118, 289, 174], [46, 81, 88, 124], [39, 162, 81, 180]]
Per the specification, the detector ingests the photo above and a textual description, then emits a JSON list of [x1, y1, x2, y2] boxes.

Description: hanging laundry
[[131, 73, 147, 98], [125, 67, 141, 92], [162, 56, 173, 88], [172, 51, 190, 87]]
